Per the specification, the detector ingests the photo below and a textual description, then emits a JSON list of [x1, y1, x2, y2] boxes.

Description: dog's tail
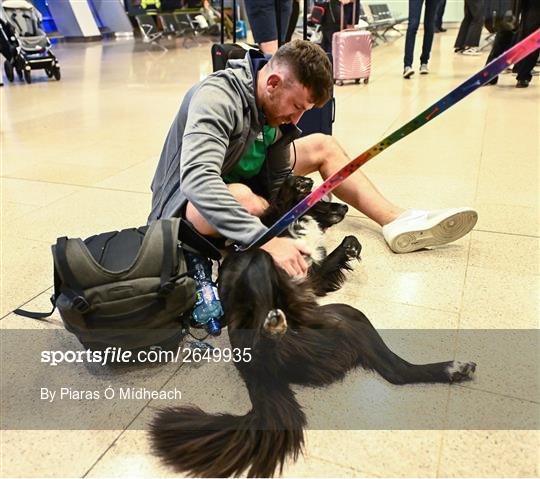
[[149, 377, 306, 478]]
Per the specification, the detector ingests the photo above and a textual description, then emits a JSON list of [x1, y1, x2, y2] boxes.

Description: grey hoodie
[[148, 50, 301, 246]]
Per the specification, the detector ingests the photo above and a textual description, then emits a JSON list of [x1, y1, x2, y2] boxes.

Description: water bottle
[[184, 251, 224, 336]]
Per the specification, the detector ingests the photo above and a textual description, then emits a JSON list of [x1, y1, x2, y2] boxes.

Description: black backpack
[[14, 218, 221, 351]]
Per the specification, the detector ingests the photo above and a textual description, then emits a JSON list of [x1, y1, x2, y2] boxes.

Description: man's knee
[[298, 133, 343, 174], [228, 183, 269, 217]]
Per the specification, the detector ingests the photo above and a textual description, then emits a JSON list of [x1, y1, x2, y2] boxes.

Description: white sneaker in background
[[419, 63, 429, 74], [403, 66, 414, 79], [461, 47, 481, 56], [382, 208, 478, 253]]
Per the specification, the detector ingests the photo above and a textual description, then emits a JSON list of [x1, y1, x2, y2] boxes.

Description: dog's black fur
[[150, 177, 476, 478]]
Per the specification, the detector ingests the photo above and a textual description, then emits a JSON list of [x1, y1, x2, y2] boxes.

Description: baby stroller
[[0, 0, 60, 83]]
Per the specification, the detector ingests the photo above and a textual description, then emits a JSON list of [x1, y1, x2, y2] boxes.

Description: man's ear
[[266, 72, 282, 91]]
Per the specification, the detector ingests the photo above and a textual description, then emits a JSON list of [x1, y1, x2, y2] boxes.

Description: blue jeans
[[404, 0, 441, 67]]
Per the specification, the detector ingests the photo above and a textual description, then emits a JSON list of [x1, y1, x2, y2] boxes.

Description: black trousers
[[486, 0, 540, 82], [285, 0, 299, 42], [454, 0, 484, 48], [435, 0, 446, 29]]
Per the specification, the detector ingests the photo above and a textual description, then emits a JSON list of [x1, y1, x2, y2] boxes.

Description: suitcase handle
[[340, 0, 357, 32]]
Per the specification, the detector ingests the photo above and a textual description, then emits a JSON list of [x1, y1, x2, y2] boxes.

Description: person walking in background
[[244, 0, 293, 54], [485, 0, 539, 88], [435, 0, 447, 32], [454, 0, 485, 55], [403, 0, 442, 79]]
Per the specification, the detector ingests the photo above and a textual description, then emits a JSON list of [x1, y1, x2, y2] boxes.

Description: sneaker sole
[[403, 70, 414, 79], [420, 71, 429, 75], [389, 210, 478, 254]]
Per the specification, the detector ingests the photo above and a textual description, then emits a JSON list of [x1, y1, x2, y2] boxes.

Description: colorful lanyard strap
[[242, 29, 540, 251]]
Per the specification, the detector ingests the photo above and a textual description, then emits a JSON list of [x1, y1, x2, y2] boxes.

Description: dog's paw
[[263, 309, 288, 336], [446, 361, 476, 383], [342, 236, 362, 260], [294, 177, 314, 198]]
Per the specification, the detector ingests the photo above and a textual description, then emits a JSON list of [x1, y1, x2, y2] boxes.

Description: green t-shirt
[[223, 125, 276, 184]]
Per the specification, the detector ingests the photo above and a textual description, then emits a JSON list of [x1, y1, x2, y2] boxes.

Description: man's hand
[[261, 237, 311, 278]]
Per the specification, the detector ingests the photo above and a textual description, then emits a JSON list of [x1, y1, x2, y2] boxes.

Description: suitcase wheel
[[355, 79, 360, 84], [364, 78, 369, 84]]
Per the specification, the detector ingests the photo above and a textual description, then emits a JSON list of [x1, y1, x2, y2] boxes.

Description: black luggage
[[210, 0, 253, 71], [484, 0, 521, 33]]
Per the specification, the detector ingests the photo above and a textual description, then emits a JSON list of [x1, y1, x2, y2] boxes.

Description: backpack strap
[[13, 258, 62, 320], [158, 219, 176, 295], [55, 236, 80, 290]]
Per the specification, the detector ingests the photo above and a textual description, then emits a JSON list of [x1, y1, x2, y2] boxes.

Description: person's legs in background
[[244, 0, 292, 54], [419, 0, 440, 69], [513, 0, 540, 87], [462, 0, 484, 51], [404, 0, 424, 76], [484, 30, 515, 84], [285, 0, 300, 42], [320, 0, 341, 54], [435, 0, 446, 31], [454, 0, 473, 51]]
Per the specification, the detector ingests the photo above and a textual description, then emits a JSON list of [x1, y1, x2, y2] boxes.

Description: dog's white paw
[[446, 361, 476, 382], [263, 309, 288, 336]]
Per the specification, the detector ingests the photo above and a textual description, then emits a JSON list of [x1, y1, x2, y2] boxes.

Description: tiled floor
[[1, 27, 539, 478]]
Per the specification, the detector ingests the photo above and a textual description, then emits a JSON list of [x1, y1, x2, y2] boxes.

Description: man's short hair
[[270, 39, 333, 108]]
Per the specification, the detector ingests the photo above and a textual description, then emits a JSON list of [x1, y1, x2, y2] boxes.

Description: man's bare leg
[[292, 133, 404, 226], [291, 133, 478, 253]]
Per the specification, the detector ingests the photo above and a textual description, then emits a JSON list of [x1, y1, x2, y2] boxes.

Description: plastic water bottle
[[184, 252, 223, 336]]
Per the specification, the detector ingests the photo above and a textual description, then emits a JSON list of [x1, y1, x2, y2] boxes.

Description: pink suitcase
[[332, 2, 372, 85]]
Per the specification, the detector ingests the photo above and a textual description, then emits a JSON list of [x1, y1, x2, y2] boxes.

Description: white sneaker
[[419, 63, 429, 74], [382, 208, 478, 254], [403, 66, 414, 79], [461, 47, 481, 56]]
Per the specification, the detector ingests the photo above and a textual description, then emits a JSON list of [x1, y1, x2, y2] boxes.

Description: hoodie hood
[[226, 49, 268, 130]]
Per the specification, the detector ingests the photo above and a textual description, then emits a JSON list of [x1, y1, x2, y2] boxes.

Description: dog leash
[[240, 29, 540, 251]]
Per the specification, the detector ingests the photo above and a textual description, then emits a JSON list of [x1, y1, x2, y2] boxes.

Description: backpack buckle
[[72, 295, 90, 313]]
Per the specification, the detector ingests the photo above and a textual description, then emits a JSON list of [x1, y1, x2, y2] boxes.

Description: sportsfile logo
[[40, 347, 172, 366], [40, 346, 253, 366]]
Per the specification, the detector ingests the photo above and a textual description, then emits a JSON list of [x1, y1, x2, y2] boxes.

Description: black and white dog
[[260, 175, 362, 296], [150, 176, 476, 478]]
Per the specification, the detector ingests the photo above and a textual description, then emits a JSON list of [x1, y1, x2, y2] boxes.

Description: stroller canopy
[[3, 0, 43, 37], [2, 0, 48, 49]]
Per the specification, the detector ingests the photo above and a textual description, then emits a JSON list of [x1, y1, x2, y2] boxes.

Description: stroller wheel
[[45, 68, 53, 78], [4, 61, 14, 82], [53, 67, 61, 81], [23, 69, 31, 84]]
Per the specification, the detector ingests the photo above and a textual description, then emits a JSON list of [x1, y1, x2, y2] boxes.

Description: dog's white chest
[[287, 217, 326, 264]]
